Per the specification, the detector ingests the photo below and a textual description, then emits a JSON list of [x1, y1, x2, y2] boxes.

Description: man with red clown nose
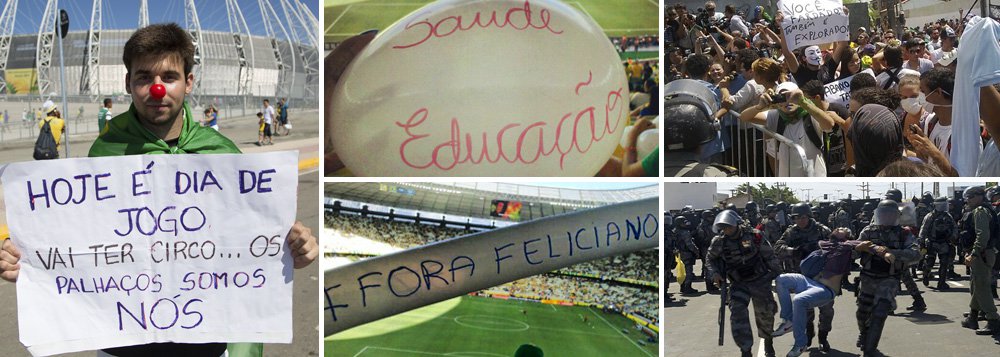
[[0, 23, 318, 357]]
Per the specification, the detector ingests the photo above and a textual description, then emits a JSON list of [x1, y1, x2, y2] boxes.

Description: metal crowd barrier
[[720, 110, 814, 177]]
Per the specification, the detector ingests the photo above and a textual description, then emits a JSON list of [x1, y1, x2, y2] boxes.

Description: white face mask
[[923, 89, 953, 112], [900, 93, 925, 115], [920, 89, 951, 112]]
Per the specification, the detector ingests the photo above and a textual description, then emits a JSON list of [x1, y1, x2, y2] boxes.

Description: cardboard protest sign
[[824, 75, 853, 107], [323, 197, 658, 335], [779, 0, 849, 50], [328, 0, 629, 176], [1, 151, 298, 356]]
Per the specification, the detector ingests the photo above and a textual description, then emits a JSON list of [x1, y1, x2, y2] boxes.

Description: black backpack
[[33, 119, 58, 160], [777, 107, 848, 174], [930, 212, 953, 241], [959, 204, 1000, 251]]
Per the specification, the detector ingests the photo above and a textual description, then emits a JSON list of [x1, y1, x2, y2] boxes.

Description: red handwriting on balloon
[[393, 0, 564, 50], [394, 75, 625, 171]]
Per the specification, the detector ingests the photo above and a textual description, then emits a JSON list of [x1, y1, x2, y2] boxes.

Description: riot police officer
[[675, 216, 701, 294], [707, 210, 781, 357], [762, 205, 783, 245], [854, 202, 874, 234], [885, 189, 926, 312], [663, 86, 738, 176], [745, 201, 762, 227], [958, 186, 999, 336], [832, 201, 852, 231], [776, 203, 831, 273], [918, 197, 957, 290], [696, 210, 719, 291], [776, 201, 789, 228], [915, 192, 933, 225], [855, 200, 920, 356], [775, 202, 831, 346]]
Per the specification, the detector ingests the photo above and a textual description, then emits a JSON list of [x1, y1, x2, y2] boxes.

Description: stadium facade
[[0, 0, 318, 108]]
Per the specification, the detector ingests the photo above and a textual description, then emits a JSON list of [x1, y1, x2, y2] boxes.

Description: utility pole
[[859, 182, 871, 199], [802, 188, 813, 202]]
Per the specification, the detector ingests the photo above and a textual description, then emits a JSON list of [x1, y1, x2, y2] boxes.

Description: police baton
[[718, 259, 727, 346]]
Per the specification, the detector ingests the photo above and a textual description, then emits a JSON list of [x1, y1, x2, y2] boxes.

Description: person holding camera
[[738, 81, 836, 176]]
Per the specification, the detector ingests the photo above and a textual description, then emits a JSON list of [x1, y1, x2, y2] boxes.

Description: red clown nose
[[150, 84, 166, 99]]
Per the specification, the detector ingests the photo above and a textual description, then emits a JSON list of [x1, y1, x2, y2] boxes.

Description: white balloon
[[637, 128, 658, 159], [652, 115, 660, 128], [328, 0, 629, 176], [620, 125, 634, 148]]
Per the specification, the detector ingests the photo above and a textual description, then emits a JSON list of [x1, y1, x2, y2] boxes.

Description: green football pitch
[[326, 295, 659, 356], [324, 0, 659, 43]]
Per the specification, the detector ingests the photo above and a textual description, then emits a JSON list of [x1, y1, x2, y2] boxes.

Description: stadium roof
[[324, 182, 658, 221]]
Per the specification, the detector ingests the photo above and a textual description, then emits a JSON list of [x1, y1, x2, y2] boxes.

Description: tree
[[734, 183, 800, 204]]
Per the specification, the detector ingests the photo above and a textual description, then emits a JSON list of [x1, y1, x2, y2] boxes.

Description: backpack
[[959, 204, 1000, 251], [776, 112, 825, 157], [33, 119, 58, 160], [799, 247, 829, 279], [930, 212, 953, 241]]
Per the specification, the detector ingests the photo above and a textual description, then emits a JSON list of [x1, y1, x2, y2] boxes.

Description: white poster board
[[323, 197, 658, 335], [2, 151, 299, 356], [779, 0, 850, 50], [824, 75, 853, 107]]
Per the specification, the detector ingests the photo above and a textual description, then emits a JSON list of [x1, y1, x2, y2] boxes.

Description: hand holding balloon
[[324, 30, 377, 176], [328, 0, 628, 176]]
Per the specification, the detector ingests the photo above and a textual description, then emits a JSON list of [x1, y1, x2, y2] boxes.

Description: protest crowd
[[665, 187, 1000, 357], [664, 1, 1000, 177]]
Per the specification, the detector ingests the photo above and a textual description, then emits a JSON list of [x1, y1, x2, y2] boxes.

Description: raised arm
[[738, 92, 774, 126], [980, 84, 1000, 153], [774, 11, 800, 73]]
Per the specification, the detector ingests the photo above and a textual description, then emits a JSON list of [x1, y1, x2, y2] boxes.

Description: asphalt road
[[0, 108, 321, 356], [665, 260, 1000, 357]]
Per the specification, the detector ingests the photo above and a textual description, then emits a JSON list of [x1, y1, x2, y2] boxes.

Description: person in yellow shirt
[[38, 100, 66, 157], [627, 59, 643, 91]]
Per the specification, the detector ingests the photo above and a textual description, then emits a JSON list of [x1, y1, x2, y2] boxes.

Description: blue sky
[[11, 0, 318, 36], [715, 182, 991, 202], [530, 182, 656, 190]]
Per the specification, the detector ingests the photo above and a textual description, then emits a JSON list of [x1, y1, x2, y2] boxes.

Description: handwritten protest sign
[[824, 75, 853, 107], [779, 0, 849, 50], [328, 0, 629, 176], [1, 152, 298, 356], [323, 197, 657, 335]]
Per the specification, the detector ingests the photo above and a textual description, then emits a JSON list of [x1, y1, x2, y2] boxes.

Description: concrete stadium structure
[[324, 182, 659, 223], [0, 0, 318, 108]]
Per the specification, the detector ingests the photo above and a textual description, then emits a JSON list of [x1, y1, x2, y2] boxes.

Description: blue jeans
[[776, 273, 834, 347]]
